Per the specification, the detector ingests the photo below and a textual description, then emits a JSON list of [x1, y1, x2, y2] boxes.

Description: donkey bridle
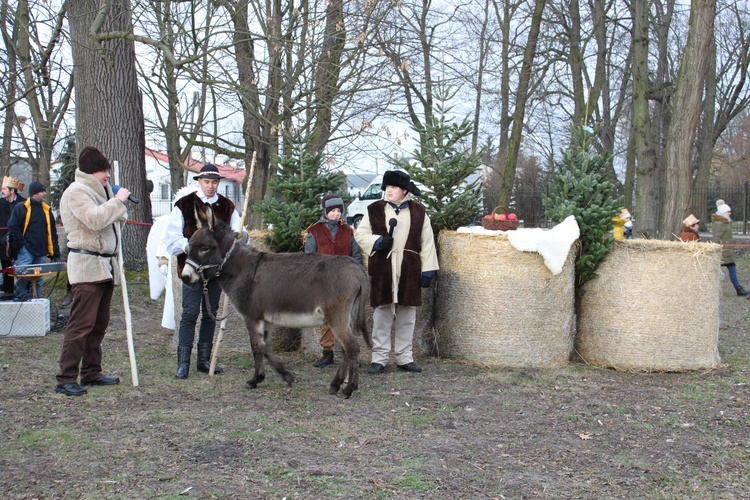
[[183, 236, 242, 322]]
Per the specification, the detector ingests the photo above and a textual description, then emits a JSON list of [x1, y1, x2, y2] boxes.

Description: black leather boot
[[175, 346, 191, 379], [736, 286, 749, 296], [197, 343, 222, 374], [313, 350, 334, 368]]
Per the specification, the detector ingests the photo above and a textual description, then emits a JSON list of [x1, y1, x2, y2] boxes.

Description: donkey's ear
[[192, 198, 208, 229], [205, 205, 214, 230]]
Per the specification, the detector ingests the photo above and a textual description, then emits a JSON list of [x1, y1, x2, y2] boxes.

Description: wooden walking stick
[[209, 151, 256, 376], [113, 161, 139, 386]]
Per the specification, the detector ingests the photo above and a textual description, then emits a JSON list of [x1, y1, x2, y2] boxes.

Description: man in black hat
[[164, 164, 241, 379], [7, 181, 60, 300], [354, 169, 438, 375]]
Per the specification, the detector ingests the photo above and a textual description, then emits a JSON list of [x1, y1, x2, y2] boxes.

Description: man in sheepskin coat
[[355, 170, 439, 375], [54, 146, 131, 396]]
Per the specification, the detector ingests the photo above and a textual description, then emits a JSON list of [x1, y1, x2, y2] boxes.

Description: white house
[[145, 148, 246, 217]]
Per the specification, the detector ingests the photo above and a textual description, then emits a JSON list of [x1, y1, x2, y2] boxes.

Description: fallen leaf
[[576, 432, 592, 440]]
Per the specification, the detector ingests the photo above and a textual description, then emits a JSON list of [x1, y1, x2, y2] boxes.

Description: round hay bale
[[434, 230, 575, 368], [577, 239, 722, 371]]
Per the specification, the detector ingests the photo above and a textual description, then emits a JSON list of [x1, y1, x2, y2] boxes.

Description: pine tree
[[50, 138, 77, 217], [258, 133, 347, 252], [545, 125, 622, 292], [393, 90, 483, 234]]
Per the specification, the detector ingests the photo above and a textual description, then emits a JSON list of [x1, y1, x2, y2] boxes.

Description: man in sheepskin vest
[[54, 146, 132, 396], [165, 164, 241, 379], [355, 170, 439, 374]]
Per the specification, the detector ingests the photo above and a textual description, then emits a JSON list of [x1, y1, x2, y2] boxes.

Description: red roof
[[145, 148, 246, 184]]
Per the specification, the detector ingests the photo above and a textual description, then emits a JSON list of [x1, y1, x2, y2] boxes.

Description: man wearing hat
[[0, 176, 25, 297], [304, 193, 363, 367], [7, 180, 60, 300], [55, 146, 131, 396], [165, 163, 241, 379], [355, 169, 439, 374]]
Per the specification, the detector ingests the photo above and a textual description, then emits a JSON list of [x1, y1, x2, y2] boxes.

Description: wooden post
[[113, 161, 139, 386], [209, 152, 256, 376]]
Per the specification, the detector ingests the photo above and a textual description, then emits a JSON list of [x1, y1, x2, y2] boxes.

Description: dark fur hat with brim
[[194, 163, 224, 180], [381, 170, 421, 196]]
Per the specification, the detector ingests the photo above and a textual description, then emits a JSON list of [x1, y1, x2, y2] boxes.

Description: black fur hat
[[381, 170, 421, 196]]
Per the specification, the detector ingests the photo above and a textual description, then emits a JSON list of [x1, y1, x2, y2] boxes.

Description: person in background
[[355, 170, 439, 375], [55, 146, 130, 396], [711, 200, 749, 297], [165, 164, 241, 379], [612, 208, 632, 240], [679, 214, 700, 242], [304, 194, 363, 368], [7, 182, 60, 300], [0, 176, 25, 298]]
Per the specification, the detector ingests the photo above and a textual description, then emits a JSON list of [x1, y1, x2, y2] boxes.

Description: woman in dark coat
[[711, 200, 748, 296]]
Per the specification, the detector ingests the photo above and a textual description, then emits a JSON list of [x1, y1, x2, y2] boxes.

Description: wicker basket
[[482, 207, 519, 231]]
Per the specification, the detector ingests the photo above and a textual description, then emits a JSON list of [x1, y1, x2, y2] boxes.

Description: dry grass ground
[[1, 263, 749, 498]]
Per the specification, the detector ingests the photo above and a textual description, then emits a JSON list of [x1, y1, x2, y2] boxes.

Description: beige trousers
[[371, 304, 417, 366]]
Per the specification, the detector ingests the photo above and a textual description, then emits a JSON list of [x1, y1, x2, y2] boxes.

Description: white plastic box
[[0, 298, 51, 337]]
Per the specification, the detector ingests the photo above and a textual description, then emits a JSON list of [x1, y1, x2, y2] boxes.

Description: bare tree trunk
[[632, 0, 659, 237], [498, 0, 546, 207], [692, 34, 716, 224], [662, 0, 716, 237], [471, 0, 492, 151], [68, 0, 150, 267], [310, 0, 345, 154]]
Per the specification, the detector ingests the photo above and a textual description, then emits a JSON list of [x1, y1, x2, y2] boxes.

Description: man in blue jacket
[[7, 182, 60, 300]]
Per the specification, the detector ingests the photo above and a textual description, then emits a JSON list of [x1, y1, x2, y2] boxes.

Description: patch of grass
[[19, 426, 87, 449], [392, 471, 436, 491], [677, 381, 718, 402]]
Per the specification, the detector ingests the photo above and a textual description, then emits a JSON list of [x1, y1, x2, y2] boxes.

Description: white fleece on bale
[[457, 215, 580, 275]]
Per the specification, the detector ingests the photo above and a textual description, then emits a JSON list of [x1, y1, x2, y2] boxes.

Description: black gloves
[[420, 272, 435, 288], [375, 236, 394, 252], [51, 254, 61, 263]]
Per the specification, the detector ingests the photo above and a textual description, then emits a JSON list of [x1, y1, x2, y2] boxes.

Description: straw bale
[[577, 239, 722, 371], [433, 231, 575, 368]]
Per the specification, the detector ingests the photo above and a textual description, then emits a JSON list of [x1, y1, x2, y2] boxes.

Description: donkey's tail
[[356, 279, 371, 348]]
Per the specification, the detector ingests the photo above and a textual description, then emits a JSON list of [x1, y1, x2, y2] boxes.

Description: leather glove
[[376, 236, 394, 252], [420, 272, 434, 288]]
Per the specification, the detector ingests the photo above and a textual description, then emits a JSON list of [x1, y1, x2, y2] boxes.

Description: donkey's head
[[181, 222, 235, 285]]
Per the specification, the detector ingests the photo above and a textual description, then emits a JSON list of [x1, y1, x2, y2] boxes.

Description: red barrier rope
[[125, 220, 153, 226]]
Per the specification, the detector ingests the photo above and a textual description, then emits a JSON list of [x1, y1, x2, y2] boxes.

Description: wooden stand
[[14, 270, 58, 298]]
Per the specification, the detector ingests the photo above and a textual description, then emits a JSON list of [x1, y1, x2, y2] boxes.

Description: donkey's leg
[[262, 327, 295, 387], [245, 320, 266, 389], [341, 329, 360, 399], [328, 313, 360, 398]]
